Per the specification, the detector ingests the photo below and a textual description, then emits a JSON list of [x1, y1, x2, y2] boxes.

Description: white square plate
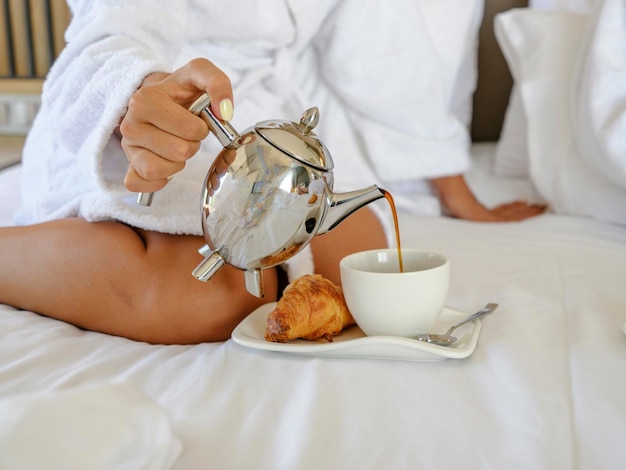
[[231, 303, 483, 362]]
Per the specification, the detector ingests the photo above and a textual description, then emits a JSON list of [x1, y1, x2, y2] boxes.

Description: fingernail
[[219, 98, 233, 121]]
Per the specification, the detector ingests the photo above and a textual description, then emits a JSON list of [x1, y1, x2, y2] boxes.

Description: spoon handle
[[447, 303, 499, 334]]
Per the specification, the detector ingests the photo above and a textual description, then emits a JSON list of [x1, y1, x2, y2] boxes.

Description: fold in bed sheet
[[1, 144, 625, 470]]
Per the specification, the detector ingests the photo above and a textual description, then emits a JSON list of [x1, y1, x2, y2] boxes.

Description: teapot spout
[[318, 185, 385, 235]]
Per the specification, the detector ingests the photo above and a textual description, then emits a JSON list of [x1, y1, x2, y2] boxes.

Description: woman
[[0, 1, 543, 344]]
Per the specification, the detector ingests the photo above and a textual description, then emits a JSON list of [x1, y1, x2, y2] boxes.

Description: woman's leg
[[309, 207, 388, 286], [0, 207, 385, 344], [0, 218, 277, 344]]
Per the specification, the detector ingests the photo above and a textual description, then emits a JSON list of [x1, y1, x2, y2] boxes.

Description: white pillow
[[493, 0, 598, 178], [495, 7, 626, 225], [572, 0, 626, 190]]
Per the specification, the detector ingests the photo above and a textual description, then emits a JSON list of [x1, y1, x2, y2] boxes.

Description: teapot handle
[[137, 93, 240, 206], [190, 93, 240, 148]]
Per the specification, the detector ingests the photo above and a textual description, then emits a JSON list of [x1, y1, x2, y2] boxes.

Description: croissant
[[264, 274, 355, 343]]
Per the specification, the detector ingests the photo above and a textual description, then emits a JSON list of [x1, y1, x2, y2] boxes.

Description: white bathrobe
[[15, 0, 472, 236]]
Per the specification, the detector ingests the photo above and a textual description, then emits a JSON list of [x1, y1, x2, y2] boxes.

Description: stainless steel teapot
[[138, 93, 384, 297]]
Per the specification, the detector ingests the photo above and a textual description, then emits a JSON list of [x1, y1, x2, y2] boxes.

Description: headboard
[[471, 0, 528, 142]]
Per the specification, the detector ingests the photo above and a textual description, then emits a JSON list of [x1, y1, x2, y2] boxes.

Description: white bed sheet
[[1, 143, 625, 470]]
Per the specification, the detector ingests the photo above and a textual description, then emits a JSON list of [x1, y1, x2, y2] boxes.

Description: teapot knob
[[297, 107, 319, 135]]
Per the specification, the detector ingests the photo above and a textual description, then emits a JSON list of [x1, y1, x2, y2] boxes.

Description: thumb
[[163, 58, 234, 120]]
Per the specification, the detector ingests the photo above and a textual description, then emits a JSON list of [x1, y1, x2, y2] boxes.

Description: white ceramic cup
[[339, 249, 449, 337]]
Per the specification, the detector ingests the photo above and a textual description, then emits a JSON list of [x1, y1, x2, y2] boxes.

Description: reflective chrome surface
[[136, 93, 385, 298], [199, 129, 333, 273], [195, 101, 385, 297]]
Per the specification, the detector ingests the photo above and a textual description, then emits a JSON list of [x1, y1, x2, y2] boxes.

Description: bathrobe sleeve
[[313, 0, 471, 182], [15, 0, 192, 226], [40, 0, 189, 185]]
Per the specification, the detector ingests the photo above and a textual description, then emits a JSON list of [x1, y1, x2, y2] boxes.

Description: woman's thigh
[[310, 207, 388, 286], [0, 207, 384, 343], [0, 218, 278, 344]]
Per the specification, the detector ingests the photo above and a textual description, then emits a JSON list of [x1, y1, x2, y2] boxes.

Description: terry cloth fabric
[[495, 4, 626, 225], [16, 0, 474, 235]]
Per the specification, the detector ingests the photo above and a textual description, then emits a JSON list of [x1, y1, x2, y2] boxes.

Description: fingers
[[120, 58, 234, 193], [161, 58, 234, 120], [122, 145, 188, 193], [127, 85, 210, 140], [491, 201, 548, 221], [120, 94, 203, 191], [124, 165, 168, 194], [120, 96, 204, 192]]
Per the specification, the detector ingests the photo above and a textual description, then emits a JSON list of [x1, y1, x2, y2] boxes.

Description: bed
[[1, 1, 625, 469]]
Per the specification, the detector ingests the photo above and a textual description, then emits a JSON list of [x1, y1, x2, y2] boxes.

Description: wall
[[471, 0, 528, 142], [0, 0, 70, 135]]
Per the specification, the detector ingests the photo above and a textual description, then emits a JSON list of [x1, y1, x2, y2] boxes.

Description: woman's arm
[[431, 175, 547, 222]]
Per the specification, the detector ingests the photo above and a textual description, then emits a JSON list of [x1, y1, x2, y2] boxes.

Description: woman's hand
[[120, 58, 234, 193], [431, 175, 547, 222]]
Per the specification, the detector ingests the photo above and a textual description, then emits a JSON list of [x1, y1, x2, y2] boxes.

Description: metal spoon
[[416, 303, 499, 346]]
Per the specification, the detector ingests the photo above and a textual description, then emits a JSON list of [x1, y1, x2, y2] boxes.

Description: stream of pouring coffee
[[381, 189, 404, 273]]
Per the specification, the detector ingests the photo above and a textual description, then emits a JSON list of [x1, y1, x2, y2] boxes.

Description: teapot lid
[[256, 107, 334, 172]]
